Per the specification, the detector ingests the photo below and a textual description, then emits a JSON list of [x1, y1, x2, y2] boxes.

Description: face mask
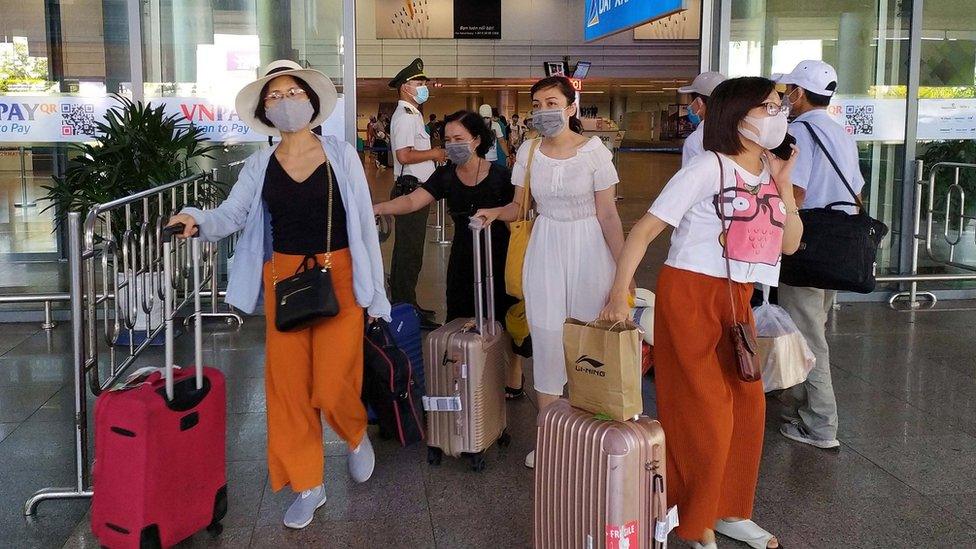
[[783, 88, 800, 120], [532, 107, 570, 137], [265, 97, 314, 133], [413, 85, 430, 104], [687, 108, 702, 128], [739, 111, 789, 149], [445, 141, 474, 165]]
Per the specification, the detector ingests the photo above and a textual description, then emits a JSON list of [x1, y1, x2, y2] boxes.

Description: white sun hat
[[235, 60, 338, 136]]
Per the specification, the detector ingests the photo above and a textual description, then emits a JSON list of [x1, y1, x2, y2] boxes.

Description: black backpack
[[362, 319, 425, 446]]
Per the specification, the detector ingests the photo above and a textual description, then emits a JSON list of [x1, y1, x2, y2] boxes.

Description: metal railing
[[24, 169, 243, 515], [877, 160, 976, 308], [429, 199, 451, 245]]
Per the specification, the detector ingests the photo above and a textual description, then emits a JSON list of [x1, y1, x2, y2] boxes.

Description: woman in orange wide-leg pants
[[653, 265, 766, 541], [262, 249, 367, 493]]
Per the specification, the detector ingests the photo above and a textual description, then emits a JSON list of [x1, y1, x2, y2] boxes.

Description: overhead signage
[[375, 0, 501, 39], [570, 78, 584, 91], [584, 0, 686, 42], [0, 95, 345, 144]]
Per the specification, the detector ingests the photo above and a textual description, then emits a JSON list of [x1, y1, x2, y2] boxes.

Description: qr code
[[60, 103, 97, 137], [843, 104, 874, 136]]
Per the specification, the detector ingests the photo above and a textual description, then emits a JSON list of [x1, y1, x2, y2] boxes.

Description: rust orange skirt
[[262, 249, 366, 493], [653, 265, 765, 540]]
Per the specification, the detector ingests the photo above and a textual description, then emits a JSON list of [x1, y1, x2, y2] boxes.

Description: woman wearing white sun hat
[[167, 60, 390, 530]]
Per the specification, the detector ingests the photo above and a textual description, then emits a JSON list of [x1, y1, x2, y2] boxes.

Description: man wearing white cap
[[479, 103, 510, 166], [775, 59, 864, 451], [677, 71, 726, 167]]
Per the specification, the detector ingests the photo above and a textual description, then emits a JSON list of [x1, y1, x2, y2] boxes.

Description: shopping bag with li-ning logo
[[563, 318, 643, 421]]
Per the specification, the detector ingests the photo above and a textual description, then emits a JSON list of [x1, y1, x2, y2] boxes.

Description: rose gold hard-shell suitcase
[[423, 218, 511, 471], [534, 399, 670, 548]]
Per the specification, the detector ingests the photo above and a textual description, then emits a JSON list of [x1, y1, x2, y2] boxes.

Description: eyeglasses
[[265, 88, 307, 102], [760, 101, 790, 117]]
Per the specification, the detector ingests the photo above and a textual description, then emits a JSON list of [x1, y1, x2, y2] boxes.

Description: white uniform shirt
[[789, 109, 865, 211], [681, 122, 705, 167], [391, 100, 435, 182]]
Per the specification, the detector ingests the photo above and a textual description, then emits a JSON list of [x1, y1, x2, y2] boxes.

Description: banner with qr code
[[825, 99, 906, 142], [0, 95, 344, 143]]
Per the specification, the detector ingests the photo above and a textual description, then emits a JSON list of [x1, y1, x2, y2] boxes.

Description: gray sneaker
[[780, 422, 840, 450], [283, 485, 327, 529], [348, 434, 375, 483]]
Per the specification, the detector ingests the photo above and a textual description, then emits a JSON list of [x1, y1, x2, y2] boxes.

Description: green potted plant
[[42, 95, 222, 342]]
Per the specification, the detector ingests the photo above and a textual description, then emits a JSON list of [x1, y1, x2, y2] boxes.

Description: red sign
[[607, 520, 639, 548], [569, 78, 583, 91]]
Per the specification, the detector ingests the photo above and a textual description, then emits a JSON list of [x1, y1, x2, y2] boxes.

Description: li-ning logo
[[575, 355, 606, 377]]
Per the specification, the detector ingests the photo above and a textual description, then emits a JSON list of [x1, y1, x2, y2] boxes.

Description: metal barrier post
[[14, 146, 37, 209], [431, 199, 451, 246], [42, 301, 56, 330], [25, 212, 92, 515]]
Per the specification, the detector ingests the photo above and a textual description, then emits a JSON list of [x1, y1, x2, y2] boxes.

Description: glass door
[[717, 0, 912, 278]]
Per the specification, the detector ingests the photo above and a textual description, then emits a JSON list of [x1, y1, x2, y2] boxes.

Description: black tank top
[[262, 155, 349, 255]]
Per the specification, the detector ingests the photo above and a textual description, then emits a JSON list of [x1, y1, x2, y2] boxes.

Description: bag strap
[[517, 138, 542, 222], [799, 121, 863, 211], [714, 152, 741, 324]]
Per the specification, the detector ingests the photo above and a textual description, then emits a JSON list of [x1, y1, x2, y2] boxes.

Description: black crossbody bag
[[779, 122, 889, 293], [272, 158, 340, 331]]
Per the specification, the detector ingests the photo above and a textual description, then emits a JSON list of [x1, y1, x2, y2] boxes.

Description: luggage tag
[[654, 505, 679, 545], [422, 396, 462, 412]]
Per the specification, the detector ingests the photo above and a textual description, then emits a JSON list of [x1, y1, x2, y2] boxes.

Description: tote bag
[[505, 138, 541, 300]]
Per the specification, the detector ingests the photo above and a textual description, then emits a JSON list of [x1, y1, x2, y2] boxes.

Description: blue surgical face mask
[[531, 106, 570, 137], [265, 97, 314, 133], [687, 109, 702, 127], [413, 85, 430, 104], [445, 141, 474, 166]]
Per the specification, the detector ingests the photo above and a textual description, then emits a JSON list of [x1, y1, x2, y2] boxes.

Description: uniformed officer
[[388, 58, 446, 328]]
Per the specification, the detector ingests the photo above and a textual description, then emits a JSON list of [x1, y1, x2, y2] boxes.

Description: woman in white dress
[[475, 76, 626, 468]]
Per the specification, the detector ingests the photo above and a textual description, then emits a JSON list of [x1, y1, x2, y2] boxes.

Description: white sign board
[[0, 95, 345, 144]]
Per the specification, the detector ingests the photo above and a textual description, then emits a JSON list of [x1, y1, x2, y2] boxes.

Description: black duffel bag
[[779, 122, 889, 293]]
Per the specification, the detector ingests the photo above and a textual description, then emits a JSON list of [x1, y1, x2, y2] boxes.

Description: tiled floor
[[0, 152, 975, 547]]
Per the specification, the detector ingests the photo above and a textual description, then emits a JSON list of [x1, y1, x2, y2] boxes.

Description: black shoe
[[419, 316, 441, 331]]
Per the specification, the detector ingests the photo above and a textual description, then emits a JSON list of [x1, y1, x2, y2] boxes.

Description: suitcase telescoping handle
[[468, 216, 496, 337], [161, 223, 204, 400]]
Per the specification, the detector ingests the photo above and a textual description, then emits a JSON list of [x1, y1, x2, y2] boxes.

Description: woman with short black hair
[[600, 77, 802, 549]]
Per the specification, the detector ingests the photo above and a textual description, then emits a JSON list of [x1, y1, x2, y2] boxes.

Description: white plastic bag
[[630, 288, 654, 345], [753, 286, 815, 392]]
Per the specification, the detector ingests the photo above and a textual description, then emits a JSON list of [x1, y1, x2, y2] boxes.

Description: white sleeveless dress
[[512, 137, 619, 396]]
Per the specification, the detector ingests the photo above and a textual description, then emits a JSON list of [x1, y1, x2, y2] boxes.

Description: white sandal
[[715, 519, 779, 549]]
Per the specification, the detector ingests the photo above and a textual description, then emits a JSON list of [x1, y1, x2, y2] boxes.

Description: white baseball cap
[[677, 71, 727, 97], [479, 104, 493, 118], [774, 60, 838, 96]]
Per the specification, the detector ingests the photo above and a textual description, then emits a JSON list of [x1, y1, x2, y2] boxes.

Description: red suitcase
[[91, 230, 227, 548], [534, 399, 673, 549]]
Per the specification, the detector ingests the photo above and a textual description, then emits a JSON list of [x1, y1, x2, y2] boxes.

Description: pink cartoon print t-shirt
[[648, 152, 785, 287]]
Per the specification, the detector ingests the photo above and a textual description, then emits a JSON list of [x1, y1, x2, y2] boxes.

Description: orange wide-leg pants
[[262, 249, 367, 493], [653, 266, 766, 540]]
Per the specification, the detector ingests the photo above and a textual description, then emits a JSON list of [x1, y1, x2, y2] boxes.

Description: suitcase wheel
[[497, 430, 512, 448], [427, 446, 443, 466], [139, 525, 161, 549], [207, 522, 224, 537], [467, 451, 487, 472]]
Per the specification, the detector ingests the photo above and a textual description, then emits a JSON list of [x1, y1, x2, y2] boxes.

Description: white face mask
[[739, 112, 789, 149]]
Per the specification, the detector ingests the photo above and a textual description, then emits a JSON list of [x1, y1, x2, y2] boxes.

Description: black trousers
[[389, 206, 429, 305]]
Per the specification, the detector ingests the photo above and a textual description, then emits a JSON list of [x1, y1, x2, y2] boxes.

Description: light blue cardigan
[[182, 135, 392, 321]]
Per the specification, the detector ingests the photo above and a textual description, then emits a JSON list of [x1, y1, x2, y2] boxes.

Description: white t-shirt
[[681, 122, 705, 167], [649, 153, 786, 287], [789, 109, 865, 211], [391, 100, 435, 181], [485, 120, 505, 161]]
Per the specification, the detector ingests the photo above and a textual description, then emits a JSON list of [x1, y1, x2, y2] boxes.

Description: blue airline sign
[[584, 0, 685, 42]]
